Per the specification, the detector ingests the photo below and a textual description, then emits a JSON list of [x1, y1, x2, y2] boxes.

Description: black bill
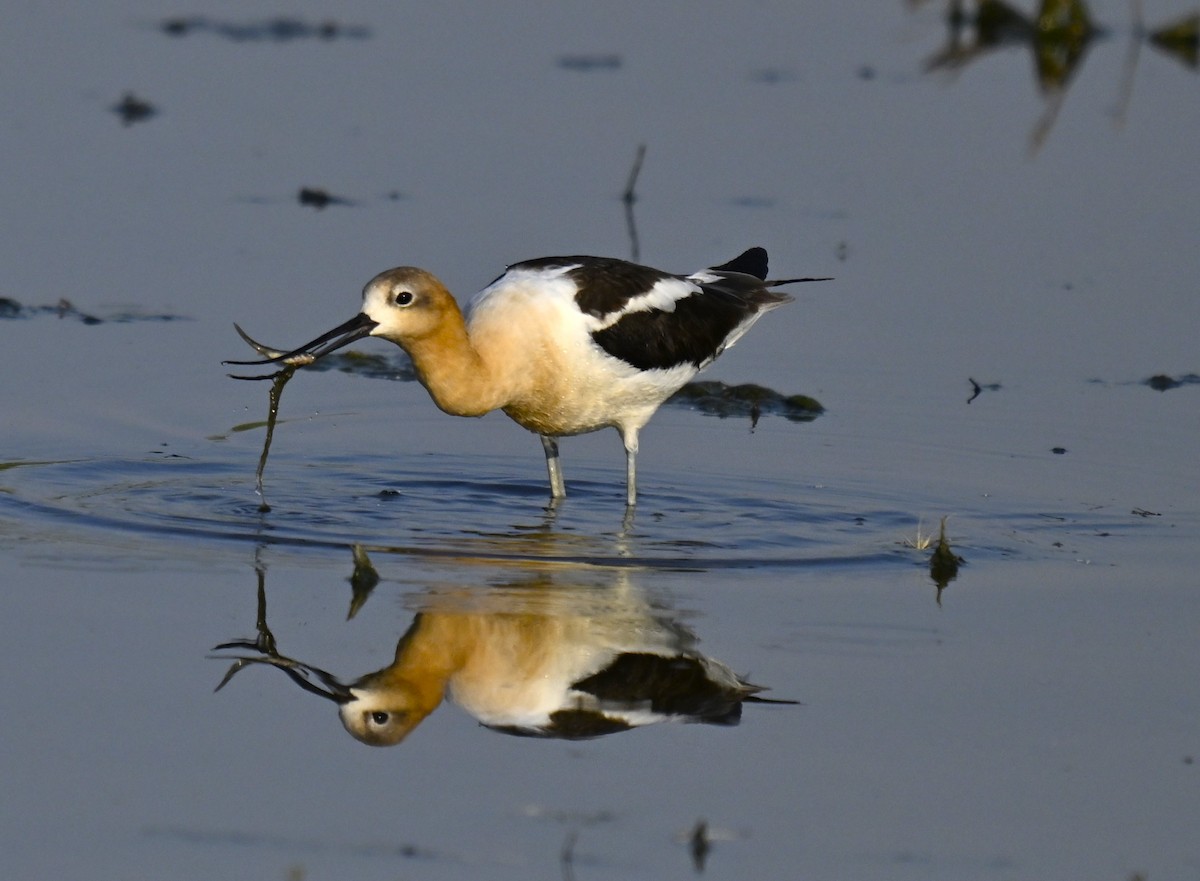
[[210, 642, 355, 704], [223, 312, 379, 380]]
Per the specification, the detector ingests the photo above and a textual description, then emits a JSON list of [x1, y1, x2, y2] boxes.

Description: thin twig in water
[[1113, 0, 1143, 129], [255, 365, 298, 510], [689, 819, 710, 873], [622, 144, 646, 262], [560, 830, 578, 881]]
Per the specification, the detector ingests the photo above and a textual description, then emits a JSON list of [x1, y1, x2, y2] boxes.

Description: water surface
[[2, 2, 1198, 879]]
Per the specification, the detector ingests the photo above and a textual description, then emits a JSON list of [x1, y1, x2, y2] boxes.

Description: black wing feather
[[710, 246, 769, 280], [508, 255, 672, 319], [507, 250, 794, 372], [571, 652, 753, 726]]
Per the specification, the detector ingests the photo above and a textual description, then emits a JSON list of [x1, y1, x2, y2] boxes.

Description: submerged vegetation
[[924, 0, 1199, 151], [0, 296, 184, 323], [1148, 12, 1199, 69], [903, 516, 963, 604], [929, 516, 964, 599], [158, 16, 371, 42], [669, 380, 823, 425], [1144, 373, 1200, 391]]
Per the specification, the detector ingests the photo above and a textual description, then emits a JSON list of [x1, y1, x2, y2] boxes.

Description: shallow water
[[3, 2, 1199, 879]]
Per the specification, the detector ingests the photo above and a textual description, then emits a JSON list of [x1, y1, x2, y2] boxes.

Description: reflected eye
[[371, 711, 390, 725], [394, 291, 414, 306]]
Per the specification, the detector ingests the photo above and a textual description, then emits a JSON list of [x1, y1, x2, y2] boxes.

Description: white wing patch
[[588, 277, 701, 332], [467, 263, 582, 320]]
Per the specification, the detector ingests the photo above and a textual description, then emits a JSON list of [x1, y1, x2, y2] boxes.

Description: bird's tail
[[710, 246, 831, 287]]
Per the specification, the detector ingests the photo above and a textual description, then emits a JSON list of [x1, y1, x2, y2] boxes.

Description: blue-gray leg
[[622, 428, 639, 507], [540, 435, 566, 498]]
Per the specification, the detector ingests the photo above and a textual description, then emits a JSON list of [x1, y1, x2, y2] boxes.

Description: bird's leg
[[540, 435, 566, 498], [622, 428, 639, 507]]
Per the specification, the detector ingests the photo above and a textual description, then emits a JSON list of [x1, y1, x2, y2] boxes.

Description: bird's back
[[463, 249, 794, 436]]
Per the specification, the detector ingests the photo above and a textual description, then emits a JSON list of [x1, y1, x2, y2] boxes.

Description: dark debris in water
[[159, 16, 370, 42], [1148, 12, 1199, 69], [298, 187, 354, 209], [750, 67, 798, 84], [924, 0, 1104, 152], [669, 380, 824, 425], [967, 377, 1001, 403], [239, 190, 404, 209], [729, 195, 777, 208], [1144, 372, 1200, 391], [0, 297, 185, 324], [556, 53, 622, 71], [929, 517, 963, 604], [688, 819, 711, 873], [346, 545, 380, 620], [111, 92, 157, 126]]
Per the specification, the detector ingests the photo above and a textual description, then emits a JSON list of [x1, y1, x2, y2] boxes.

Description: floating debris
[[1148, 12, 1199, 69], [750, 67, 797, 84], [0, 296, 183, 324], [346, 545, 380, 620], [967, 377, 1001, 403], [669, 380, 823, 425], [160, 16, 370, 42], [1145, 372, 1200, 391], [298, 187, 354, 209], [556, 53, 622, 71], [688, 820, 711, 873], [924, 0, 1103, 154], [111, 92, 157, 126], [929, 516, 963, 602], [729, 195, 776, 208]]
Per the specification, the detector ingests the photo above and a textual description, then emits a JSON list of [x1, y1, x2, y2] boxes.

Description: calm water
[[2, 2, 1198, 879]]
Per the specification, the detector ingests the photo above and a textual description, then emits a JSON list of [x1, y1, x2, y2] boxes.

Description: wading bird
[[227, 247, 827, 505]]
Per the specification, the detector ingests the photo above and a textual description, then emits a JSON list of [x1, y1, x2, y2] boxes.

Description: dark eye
[[371, 711, 390, 725], [394, 291, 414, 306]]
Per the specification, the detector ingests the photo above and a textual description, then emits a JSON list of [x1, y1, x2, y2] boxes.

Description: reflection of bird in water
[[227, 247, 827, 505], [213, 575, 795, 745]]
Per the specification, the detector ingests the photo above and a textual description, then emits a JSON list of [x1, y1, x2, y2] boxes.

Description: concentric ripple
[[0, 451, 927, 570]]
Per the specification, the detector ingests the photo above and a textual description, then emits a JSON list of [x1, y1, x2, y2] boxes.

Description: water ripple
[[0, 453, 909, 570], [2, 450, 1166, 574]]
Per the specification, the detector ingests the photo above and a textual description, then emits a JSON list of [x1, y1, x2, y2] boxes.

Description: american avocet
[[213, 572, 795, 744], [228, 247, 828, 505]]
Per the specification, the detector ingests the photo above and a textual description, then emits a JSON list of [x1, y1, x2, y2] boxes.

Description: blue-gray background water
[[2, 2, 1197, 879]]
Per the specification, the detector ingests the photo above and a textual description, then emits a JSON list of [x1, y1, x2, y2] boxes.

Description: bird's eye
[[394, 291, 414, 306], [370, 711, 390, 725]]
